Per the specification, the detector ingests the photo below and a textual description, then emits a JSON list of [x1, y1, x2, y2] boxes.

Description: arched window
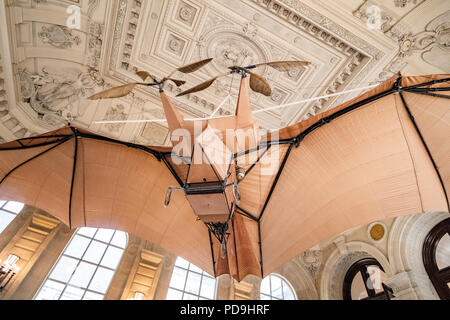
[[343, 258, 393, 300], [166, 257, 217, 300], [34, 227, 127, 300], [0, 200, 24, 233], [260, 274, 296, 300], [423, 218, 450, 300]]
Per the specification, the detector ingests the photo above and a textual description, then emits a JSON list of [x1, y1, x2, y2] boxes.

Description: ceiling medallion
[[368, 223, 386, 242], [200, 29, 268, 76]]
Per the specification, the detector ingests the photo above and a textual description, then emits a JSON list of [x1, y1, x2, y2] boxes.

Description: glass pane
[[69, 262, 96, 288], [100, 246, 124, 269], [83, 291, 104, 300], [272, 284, 283, 299], [260, 277, 271, 295], [48, 256, 78, 283], [175, 257, 190, 269], [64, 235, 91, 259], [88, 267, 115, 294], [199, 276, 216, 299], [260, 294, 271, 300], [436, 233, 450, 270], [183, 293, 198, 300], [110, 231, 127, 248], [0, 210, 16, 233], [60, 286, 84, 300], [166, 288, 183, 300], [271, 276, 283, 299], [83, 240, 107, 264], [94, 229, 115, 243], [0, 200, 6, 208], [283, 283, 295, 300], [77, 227, 97, 238], [34, 280, 65, 300], [3, 201, 24, 214], [351, 272, 368, 300], [184, 271, 201, 295], [169, 267, 187, 290]]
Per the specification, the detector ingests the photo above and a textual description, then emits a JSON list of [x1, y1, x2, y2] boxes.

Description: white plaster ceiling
[[0, 0, 448, 145]]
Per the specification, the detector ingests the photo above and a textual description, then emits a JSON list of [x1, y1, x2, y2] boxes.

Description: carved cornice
[[0, 0, 447, 144], [120, 248, 164, 300], [232, 280, 254, 300], [354, 1, 450, 80]]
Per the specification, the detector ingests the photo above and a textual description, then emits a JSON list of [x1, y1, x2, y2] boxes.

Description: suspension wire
[[252, 84, 379, 114]]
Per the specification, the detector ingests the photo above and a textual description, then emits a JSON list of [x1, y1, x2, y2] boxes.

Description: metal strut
[[207, 230, 217, 277], [68, 127, 79, 229], [204, 221, 230, 244]]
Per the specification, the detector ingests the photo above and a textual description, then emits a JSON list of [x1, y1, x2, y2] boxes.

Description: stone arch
[[387, 211, 450, 300], [319, 241, 393, 300], [272, 259, 319, 300]]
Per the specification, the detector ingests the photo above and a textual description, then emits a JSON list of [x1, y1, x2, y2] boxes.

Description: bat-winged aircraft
[[0, 67, 448, 281]]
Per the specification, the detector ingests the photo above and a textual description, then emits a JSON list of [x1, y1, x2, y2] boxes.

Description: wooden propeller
[[88, 58, 213, 100], [176, 60, 310, 97]]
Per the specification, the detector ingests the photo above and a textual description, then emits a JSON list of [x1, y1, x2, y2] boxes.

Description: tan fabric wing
[[259, 91, 448, 276], [0, 138, 75, 227], [0, 127, 215, 275], [399, 79, 450, 197], [0, 74, 448, 281], [237, 144, 290, 217], [215, 214, 261, 281]]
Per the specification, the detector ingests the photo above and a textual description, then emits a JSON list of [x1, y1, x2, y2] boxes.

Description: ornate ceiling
[[0, 0, 448, 146]]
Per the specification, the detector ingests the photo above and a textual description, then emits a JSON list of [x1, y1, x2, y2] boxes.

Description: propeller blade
[[136, 71, 156, 82], [88, 82, 147, 100], [252, 60, 310, 72], [177, 58, 213, 74], [163, 77, 186, 87], [248, 71, 272, 96], [176, 72, 230, 97]]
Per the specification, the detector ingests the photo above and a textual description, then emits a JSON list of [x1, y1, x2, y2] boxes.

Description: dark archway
[[343, 258, 394, 300], [423, 218, 450, 300]]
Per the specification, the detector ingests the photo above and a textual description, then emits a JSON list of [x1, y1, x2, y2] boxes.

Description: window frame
[[343, 258, 393, 300], [0, 200, 24, 233], [422, 217, 450, 300], [33, 227, 128, 300], [166, 257, 217, 300], [260, 273, 297, 300]]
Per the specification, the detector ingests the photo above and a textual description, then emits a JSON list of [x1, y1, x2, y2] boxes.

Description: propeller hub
[[229, 67, 248, 77]]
